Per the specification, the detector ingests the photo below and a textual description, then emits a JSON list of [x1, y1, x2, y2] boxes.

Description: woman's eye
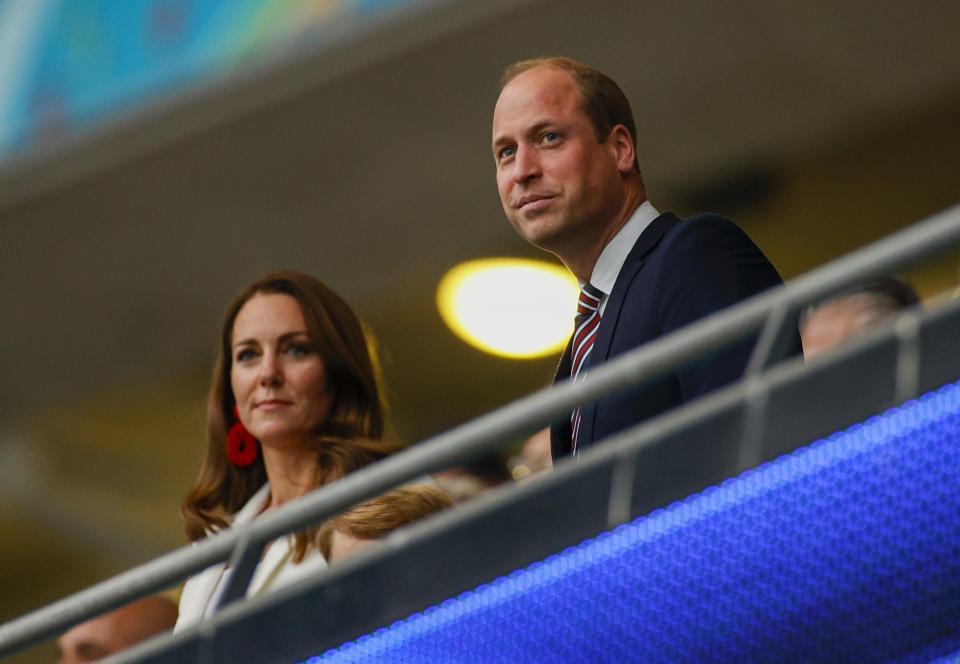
[[236, 348, 257, 362], [287, 344, 311, 357]]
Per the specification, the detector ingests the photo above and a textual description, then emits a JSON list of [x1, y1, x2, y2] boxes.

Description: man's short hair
[[318, 485, 453, 559], [801, 277, 921, 325], [500, 56, 641, 172]]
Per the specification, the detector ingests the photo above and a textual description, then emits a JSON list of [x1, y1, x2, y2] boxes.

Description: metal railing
[[1, 202, 958, 660]]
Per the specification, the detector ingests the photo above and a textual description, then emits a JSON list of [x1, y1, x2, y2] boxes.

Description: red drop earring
[[227, 406, 259, 466]]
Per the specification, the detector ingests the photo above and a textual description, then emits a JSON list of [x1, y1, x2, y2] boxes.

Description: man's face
[[56, 615, 123, 664], [55, 598, 176, 664], [492, 66, 625, 255], [801, 295, 891, 358]]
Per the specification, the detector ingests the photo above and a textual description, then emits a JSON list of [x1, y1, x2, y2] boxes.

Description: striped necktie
[[570, 282, 604, 454]]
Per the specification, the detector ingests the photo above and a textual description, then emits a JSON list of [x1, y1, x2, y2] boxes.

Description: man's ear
[[608, 124, 636, 174]]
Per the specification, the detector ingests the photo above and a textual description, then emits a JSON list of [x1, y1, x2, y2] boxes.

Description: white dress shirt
[[587, 200, 660, 315], [174, 483, 328, 633]]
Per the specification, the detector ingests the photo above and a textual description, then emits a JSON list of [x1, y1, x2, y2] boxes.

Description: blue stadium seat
[[315, 380, 960, 663]]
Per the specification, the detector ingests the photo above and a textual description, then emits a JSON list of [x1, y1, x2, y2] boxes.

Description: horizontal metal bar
[[110, 295, 960, 664], [0, 202, 957, 658]]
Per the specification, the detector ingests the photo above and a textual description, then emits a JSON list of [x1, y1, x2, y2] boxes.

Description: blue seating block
[[311, 381, 960, 663]]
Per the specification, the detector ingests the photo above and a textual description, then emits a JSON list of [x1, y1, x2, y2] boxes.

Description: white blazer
[[174, 483, 328, 633]]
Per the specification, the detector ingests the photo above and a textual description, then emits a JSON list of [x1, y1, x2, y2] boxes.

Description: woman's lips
[[256, 400, 291, 410]]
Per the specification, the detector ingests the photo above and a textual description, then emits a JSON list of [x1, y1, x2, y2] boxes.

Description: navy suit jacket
[[551, 211, 799, 460]]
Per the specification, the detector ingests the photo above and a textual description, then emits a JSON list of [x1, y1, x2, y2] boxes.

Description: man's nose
[[512, 145, 541, 183]]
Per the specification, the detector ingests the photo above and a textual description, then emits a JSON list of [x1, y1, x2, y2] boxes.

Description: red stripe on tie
[[571, 322, 599, 378], [572, 313, 600, 357], [570, 282, 604, 455]]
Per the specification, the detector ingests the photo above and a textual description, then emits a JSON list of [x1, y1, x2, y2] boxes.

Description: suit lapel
[[185, 563, 228, 625], [579, 212, 681, 449]]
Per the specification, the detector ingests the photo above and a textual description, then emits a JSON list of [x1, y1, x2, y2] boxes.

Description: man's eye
[[543, 132, 559, 143], [499, 146, 515, 161]]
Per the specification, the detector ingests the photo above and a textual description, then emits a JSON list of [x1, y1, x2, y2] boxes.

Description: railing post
[[606, 450, 636, 529], [737, 374, 769, 471], [209, 535, 267, 614], [746, 299, 797, 377], [894, 310, 922, 405]]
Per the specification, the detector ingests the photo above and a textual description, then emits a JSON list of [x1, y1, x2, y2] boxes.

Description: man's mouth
[[516, 194, 555, 211]]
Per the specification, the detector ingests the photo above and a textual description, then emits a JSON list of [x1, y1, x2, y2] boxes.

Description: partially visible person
[[318, 485, 454, 564], [491, 56, 799, 460], [176, 271, 401, 632], [509, 428, 553, 480], [801, 278, 920, 358], [433, 452, 513, 502], [56, 595, 177, 664]]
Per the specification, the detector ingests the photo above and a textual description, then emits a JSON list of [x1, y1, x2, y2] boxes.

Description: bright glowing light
[[437, 258, 579, 359]]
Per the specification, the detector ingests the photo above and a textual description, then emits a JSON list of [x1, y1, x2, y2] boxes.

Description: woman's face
[[230, 293, 331, 448]]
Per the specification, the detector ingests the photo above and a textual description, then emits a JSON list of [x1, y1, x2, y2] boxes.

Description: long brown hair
[[182, 271, 400, 559]]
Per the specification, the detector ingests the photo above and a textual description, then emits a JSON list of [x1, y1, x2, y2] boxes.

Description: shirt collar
[[588, 200, 659, 295]]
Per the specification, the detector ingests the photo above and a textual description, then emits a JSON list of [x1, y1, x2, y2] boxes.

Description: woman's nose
[[258, 352, 283, 386]]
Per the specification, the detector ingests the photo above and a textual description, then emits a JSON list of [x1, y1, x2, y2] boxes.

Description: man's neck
[[561, 186, 647, 283]]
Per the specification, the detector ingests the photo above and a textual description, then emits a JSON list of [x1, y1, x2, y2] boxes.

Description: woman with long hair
[[175, 270, 400, 631]]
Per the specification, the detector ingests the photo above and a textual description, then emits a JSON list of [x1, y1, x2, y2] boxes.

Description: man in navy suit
[[492, 56, 796, 460]]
